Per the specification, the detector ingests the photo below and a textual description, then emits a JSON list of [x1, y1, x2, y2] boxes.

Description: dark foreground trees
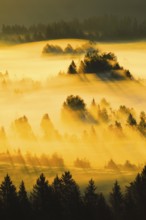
[[0, 167, 146, 220]]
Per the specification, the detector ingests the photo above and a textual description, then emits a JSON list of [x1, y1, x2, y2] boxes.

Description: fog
[[0, 39, 145, 189], [1, 39, 146, 80]]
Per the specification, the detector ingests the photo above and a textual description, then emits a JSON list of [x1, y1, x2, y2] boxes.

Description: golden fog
[[0, 39, 146, 190]]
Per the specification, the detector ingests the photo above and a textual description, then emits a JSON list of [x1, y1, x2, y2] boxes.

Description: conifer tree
[[127, 113, 137, 126], [67, 61, 77, 74], [109, 181, 123, 220], [83, 179, 98, 220], [18, 181, 31, 220], [0, 174, 18, 219], [31, 173, 54, 219], [61, 171, 83, 220]]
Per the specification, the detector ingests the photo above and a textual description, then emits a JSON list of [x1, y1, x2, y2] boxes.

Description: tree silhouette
[[83, 179, 99, 220], [68, 61, 77, 74], [18, 181, 31, 220], [97, 193, 112, 220], [0, 168, 145, 220], [30, 173, 54, 220], [124, 166, 146, 220], [61, 171, 83, 220], [63, 95, 86, 111], [0, 174, 18, 219], [127, 113, 137, 126], [109, 181, 124, 220], [138, 111, 146, 135], [40, 113, 58, 140], [52, 175, 63, 219]]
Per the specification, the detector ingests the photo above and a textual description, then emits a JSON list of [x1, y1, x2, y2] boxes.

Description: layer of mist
[[0, 39, 145, 189]]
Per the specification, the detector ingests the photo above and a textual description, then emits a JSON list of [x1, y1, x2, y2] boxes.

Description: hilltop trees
[[62, 95, 97, 124], [67, 50, 133, 80]]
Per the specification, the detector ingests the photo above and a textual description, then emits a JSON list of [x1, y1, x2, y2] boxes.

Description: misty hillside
[[0, 0, 146, 25]]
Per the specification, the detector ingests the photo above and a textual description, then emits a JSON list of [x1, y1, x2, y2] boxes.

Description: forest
[[0, 0, 146, 219], [1, 16, 146, 43], [0, 166, 146, 220]]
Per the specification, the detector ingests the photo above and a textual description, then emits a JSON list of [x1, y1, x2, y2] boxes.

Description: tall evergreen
[[61, 171, 83, 220], [97, 193, 112, 220], [30, 173, 54, 220], [83, 179, 99, 220], [52, 175, 63, 219], [67, 61, 77, 74], [127, 113, 137, 126], [109, 181, 123, 220], [0, 174, 18, 219], [18, 181, 31, 220]]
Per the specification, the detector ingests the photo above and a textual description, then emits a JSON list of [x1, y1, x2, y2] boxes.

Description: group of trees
[[62, 95, 146, 139], [42, 43, 91, 55], [1, 16, 146, 43], [0, 95, 146, 144], [67, 50, 133, 80], [0, 167, 146, 220]]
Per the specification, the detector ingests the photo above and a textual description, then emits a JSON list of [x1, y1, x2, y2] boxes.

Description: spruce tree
[[127, 113, 137, 126], [61, 171, 82, 220], [67, 61, 77, 74], [30, 173, 54, 219], [0, 174, 18, 219], [18, 181, 31, 220], [83, 179, 98, 220], [109, 181, 123, 220]]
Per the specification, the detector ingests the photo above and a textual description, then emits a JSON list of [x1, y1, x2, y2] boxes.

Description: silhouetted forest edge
[[0, 166, 146, 220], [1, 16, 146, 43]]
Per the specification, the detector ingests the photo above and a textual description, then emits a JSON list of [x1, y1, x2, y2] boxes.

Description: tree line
[[0, 167, 146, 220], [1, 15, 146, 43]]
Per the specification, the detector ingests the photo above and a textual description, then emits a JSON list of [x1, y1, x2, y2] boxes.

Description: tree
[[18, 181, 31, 220], [138, 111, 146, 135], [78, 60, 85, 73], [101, 52, 117, 61], [109, 181, 123, 220], [98, 108, 109, 123], [83, 179, 99, 220], [52, 175, 64, 219], [67, 61, 77, 74], [97, 193, 112, 220], [91, 98, 96, 107], [30, 173, 54, 220], [63, 95, 86, 111], [127, 113, 137, 126], [40, 113, 57, 140], [124, 166, 146, 220], [0, 174, 18, 219], [61, 171, 83, 220]]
